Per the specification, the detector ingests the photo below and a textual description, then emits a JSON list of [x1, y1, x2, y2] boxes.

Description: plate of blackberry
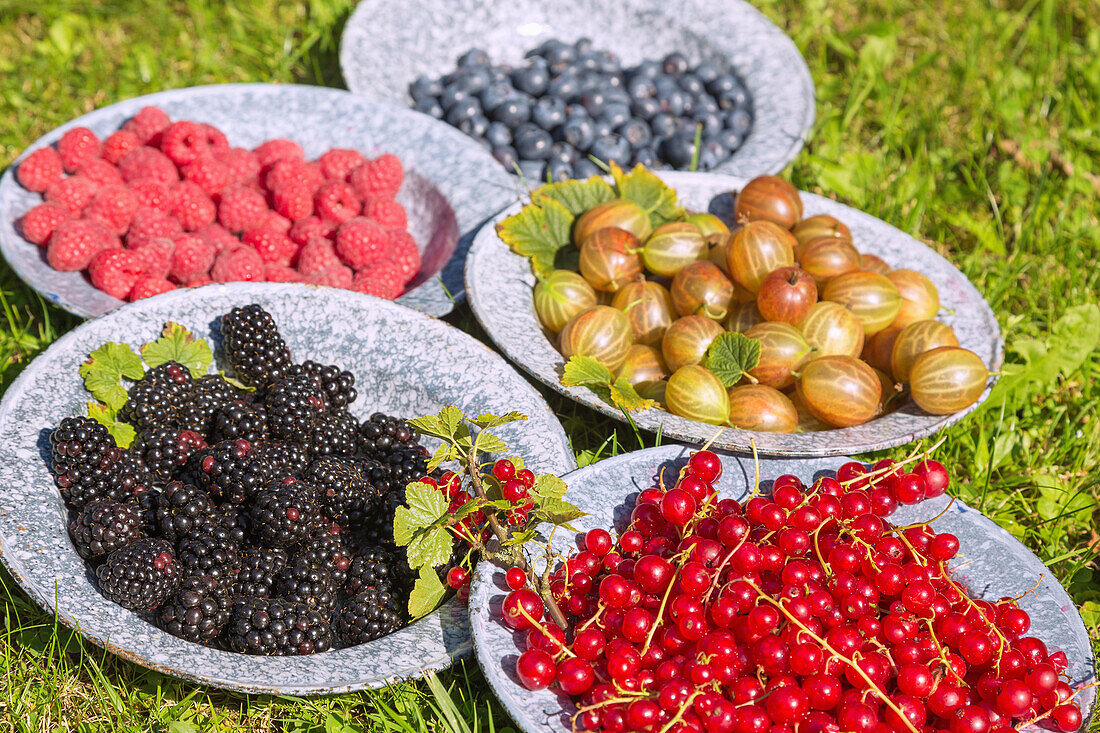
[[0, 282, 575, 694]]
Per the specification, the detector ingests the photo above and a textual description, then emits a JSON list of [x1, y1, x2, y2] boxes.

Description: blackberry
[[358, 413, 418, 454], [225, 597, 333, 655], [206, 503, 250, 545], [212, 402, 268, 444], [253, 441, 311, 478], [292, 529, 353, 586], [231, 546, 288, 597], [120, 362, 193, 431], [152, 481, 214, 542], [262, 374, 326, 442], [345, 545, 409, 596], [307, 456, 376, 526], [353, 477, 406, 548], [220, 305, 295, 390], [156, 574, 232, 644], [57, 446, 152, 509], [306, 411, 358, 458], [251, 482, 321, 548], [333, 589, 403, 646], [68, 499, 144, 560], [177, 522, 242, 583], [179, 375, 248, 436], [50, 415, 119, 474], [300, 361, 357, 411], [274, 563, 338, 610], [132, 427, 207, 482], [96, 538, 180, 610], [187, 439, 271, 504]]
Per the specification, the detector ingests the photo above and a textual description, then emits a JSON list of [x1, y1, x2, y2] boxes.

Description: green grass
[[1, 0, 1097, 730]]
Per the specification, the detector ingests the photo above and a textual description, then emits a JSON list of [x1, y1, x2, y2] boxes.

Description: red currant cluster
[[500, 451, 1086, 733]]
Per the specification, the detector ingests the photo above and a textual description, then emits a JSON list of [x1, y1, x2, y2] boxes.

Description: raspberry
[[129, 236, 175, 278], [57, 127, 102, 173], [123, 107, 171, 146], [272, 182, 314, 221], [119, 147, 179, 185], [362, 197, 408, 229], [44, 175, 97, 214], [289, 216, 335, 245], [314, 181, 361, 224], [185, 275, 213, 288], [243, 228, 297, 266], [76, 158, 123, 186], [255, 210, 292, 233], [296, 237, 341, 276], [169, 233, 216, 282], [320, 148, 367, 181], [384, 228, 421, 284], [128, 178, 172, 211], [351, 271, 402, 299], [196, 223, 239, 253], [202, 124, 230, 156], [47, 219, 110, 271], [264, 264, 304, 282], [218, 186, 267, 233], [357, 260, 405, 295], [128, 207, 183, 241], [335, 217, 388, 270], [85, 184, 139, 234], [211, 245, 264, 282], [18, 203, 69, 246], [182, 156, 231, 197], [265, 160, 323, 193], [130, 275, 175, 300], [160, 121, 210, 166], [349, 153, 403, 199], [217, 148, 261, 186], [16, 147, 63, 192], [308, 264, 353, 289], [169, 181, 217, 231], [102, 130, 141, 165], [254, 139, 304, 168], [89, 249, 144, 299]]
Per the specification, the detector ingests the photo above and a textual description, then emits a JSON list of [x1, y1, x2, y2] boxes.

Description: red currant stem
[[941, 570, 1011, 657], [1016, 681, 1096, 730], [570, 695, 648, 733], [701, 534, 747, 606], [811, 523, 833, 577], [892, 495, 957, 531], [655, 691, 702, 733], [748, 437, 761, 498], [747, 580, 921, 733], [515, 605, 577, 659], [920, 619, 967, 686], [574, 603, 605, 633], [640, 566, 681, 657], [838, 435, 946, 488]]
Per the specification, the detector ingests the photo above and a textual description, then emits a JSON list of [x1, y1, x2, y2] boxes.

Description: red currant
[[505, 567, 527, 590], [516, 648, 555, 690], [446, 566, 468, 589]]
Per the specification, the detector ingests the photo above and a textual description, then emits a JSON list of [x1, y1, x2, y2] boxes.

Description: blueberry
[[596, 52, 622, 74], [440, 84, 468, 111], [578, 71, 607, 95], [409, 75, 443, 102], [546, 159, 574, 181], [601, 103, 631, 129], [618, 119, 652, 149], [592, 119, 613, 140], [650, 113, 678, 139], [662, 52, 689, 75], [580, 89, 608, 117], [726, 109, 752, 134], [693, 111, 723, 136], [631, 97, 661, 121], [515, 127, 553, 160], [693, 63, 720, 84], [560, 117, 596, 151], [532, 97, 567, 130], [458, 48, 490, 68], [632, 60, 662, 79], [517, 159, 547, 183], [414, 97, 444, 119], [706, 74, 738, 96], [573, 158, 603, 178], [480, 83, 513, 113], [631, 146, 657, 167], [485, 122, 512, 148], [549, 141, 577, 164], [654, 76, 680, 99], [492, 97, 532, 127], [446, 97, 481, 125], [679, 73, 704, 96], [492, 145, 519, 170], [659, 132, 699, 169], [589, 134, 631, 165], [692, 94, 719, 116], [628, 76, 657, 101], [514, 65, 550, 96], [489, 68, 510, 84], [547, 73, 580, 99], [456, 67, 491, 94], [457, 113, 489, 138], [697, 141, 725, 171], [544, 41, 577, 66], [604, 87, 631, 107]]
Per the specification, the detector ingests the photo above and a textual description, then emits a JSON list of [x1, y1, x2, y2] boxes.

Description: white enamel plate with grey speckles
[[469, 446, 1097, 733], [0, 84, 522, 319], [465, 171, 1005, 457], [0, 283, 576, 695], [338, 0, 814, 178]]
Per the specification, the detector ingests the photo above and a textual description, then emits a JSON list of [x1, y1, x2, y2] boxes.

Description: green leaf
[[140, 322, 213, 378], [393, 482, 453, 569], [610, 162, 682, 227], [470, 411, 528, 430], [474, 431, 508, 455], [168, 723, 200, 733], [535, 496, 587, 527], [427, 442, 460, 472], [408, 567, 448, 619], [706, 332, 762, 387], [503, 529, 538, 546], [531, 473, 567, 501], [506, 456, 526, 472], [533, 177, 615, 216], [610, 377, 658, 412], [438, 405, 464, 436], [496, 196, 574, 276], [87, 403, 135, 448], [561, 354, 614, 389], [408, 413, 445, 438], [79, 342, 144, 411]]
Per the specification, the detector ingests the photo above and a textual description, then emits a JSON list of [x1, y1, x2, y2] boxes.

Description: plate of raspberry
[[0, 83, 519, 319], [0, 283, 576, 694], [469, 446, 1095, 733]]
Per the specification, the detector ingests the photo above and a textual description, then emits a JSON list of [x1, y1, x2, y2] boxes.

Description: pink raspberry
[[128, 178, 172, 211], [123, 107, 171, 146], [44, 175, 97, 214], [218, 186, 267, 232], [18, 203, 70, 246], [349, 153, 403, 199], [254, 139, 304, 168], [119, 147, 179, 185], [243, 228, 297, 266], [296, 236, 341, 276], [319, 148, 366, 181], [16, 147, 64, 192], [264, 159, 323, 193], [314, 181, 361, 224], [185, 275, 213, 288], [128, 236, 175, 278], [46, 219, 111, 271], [272, 182, 314, 221], [217, 148, 261, 186], [85, 184, 139, 234], [358, 259, 405, 291], [129, 275, 176, 300], [128, 207, 183, 241], [202, 124, 230, 156], [196, 223, 240, 253], [169, 233, 216, 282], [102, 130, 141, 165], [263, 264, 304, 283], [57, 127, 102, 173], [89, 249, 144, 299], [288, 215, 335, 245], [351, 270, 402, 299], [363, 197, 408, 229], [160, 121, 210, 166], [169, 181, 217, 231], [335, 217, 388, 270], [181, 156, 231, 197], [384, 228, 421, 284], [211, 245, 265, 282], [255, 210, 292, 233], [76, 158, 123, 186], [307, 264, 353, 289]]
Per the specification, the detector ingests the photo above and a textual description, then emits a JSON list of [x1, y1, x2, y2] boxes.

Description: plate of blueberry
[[0, 283, 575, 694], [339, 0, 814, 179]]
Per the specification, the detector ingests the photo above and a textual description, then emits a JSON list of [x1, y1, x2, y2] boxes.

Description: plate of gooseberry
[[465, 166, 1003, 456], [468, 446, 1096, 733]]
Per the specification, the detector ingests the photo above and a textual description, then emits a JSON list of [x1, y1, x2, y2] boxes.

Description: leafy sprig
[[705, 332, 762, 387], [561, 354, 656, 413]]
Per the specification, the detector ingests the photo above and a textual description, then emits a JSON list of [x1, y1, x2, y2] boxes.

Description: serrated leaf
[[474, 431, 508, 454], [79, 342, 144, 411], [610, 377, 658, 412], [561, 354, 614, 389], [506, 455, 526, 472], [503, 530, 538, 546], [393, 482, 453, 569], [531, 473, 567, 501], [87, 402, 136, 448], [610, 162, 682, 227], [140, 322, 213, 378], [438, 405, 464, 436], [451, 499, 482, 522], [535, 496, 587, 527], [706, 332, 762, 387], [533, 177, 615, 216], [471, 411, 528, 429], [427, 442, 459, 472], [408, 567, 448, 619], [496, 196, 575, 276], [408, 414, 446, 439]]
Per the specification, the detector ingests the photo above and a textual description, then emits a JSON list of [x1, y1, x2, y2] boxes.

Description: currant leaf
[[407, 567, 447, 619], [140, 322, 213, 378], [79, 342, 144, 411]]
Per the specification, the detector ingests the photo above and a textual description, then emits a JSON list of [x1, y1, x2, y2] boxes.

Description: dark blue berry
[[632, 97, 661, 121], [560, 117, 596, 151], [532, 97, 567, 130], [632, 147, 658, 167], [679, 73, 705, 96], [601, 103, 631, 130], [619, 119, 652, 148], [485, 122, 512, 148], [707, 74, 739, 96], [514, 65, 550, 96], [546, 160, 574, 181], [492, 145, 518, 170], [547, 73, 580, 99], [517, 159, 547, 182], [573, 37, 593, 54], [660, 132, 698, 168], [718, 87, 750, 111], [456, 113, 489, 138], [414, 98, 443, 119], [712, 128, 744, 153], [580, 90, 607, 117], [693, 111, 724, 137], [633, 60, 662, 79], [479, 83, 513, 112], [409, 75, 442, 102], [514, 127, 553, 160], [445, 97, 481, 125], [573, 158, 603, 178], [589, 134, 631, 165], [439, 85, 467, 111], [726, 109, 752, 134], [628, 77, 657, 101], [693, 63, 720, 84], [549, 142, 577, 164], [457, 48, 490, 67], [492, 97, 531, 127], [650, 113, 678, 139], [662, 52, 689, 75]]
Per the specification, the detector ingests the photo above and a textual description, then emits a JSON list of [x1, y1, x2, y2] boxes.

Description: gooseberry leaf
[[140, 322, 213, 378], [706, 332, 762, 387], [408, 567, 447, 619], [496, 196, 574, 276], [470, 411, 528, 430], [534, 177, 615, 216], [393, 481, 453, 569], [561, 354, 614, 389], [610, 162, 682, 228], [79, 342, 144, 411], [87, 402, 136, 448], [610, 377, 658, 412]]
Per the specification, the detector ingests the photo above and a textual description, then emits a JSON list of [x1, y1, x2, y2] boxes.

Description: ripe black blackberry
[[307, 456, 376, 527], [253, 441, 310, 478], [50, 416, 125, 507], [156, 574, 232, 644], [262, 374, 326, 442], [345, 545, 409, 596], [211, 402, 268, 444], [306, 411, 359, 458], [220, 305, 295, 390], [225, 597, 333, 655], [206, 503, 250, 545], [187, 439, 271, 504], [351, 476, 405, 548], [177, 522, 242, 584], [96, 538, 180, 610], [132, 427, 207, 482], [152, 481, 214, 542], [120, 361, 193, 431], [274, 563, 338, 610], [333, 589, 403, 646], [358, 413, 418, 454], [300, 361, 357, 411], [179, 375, 248, 436], [292, 529, 352, 586], [250, 481, 321, 548], [68, 499, 144, 560], [231, 546, 288, 597], [57, 447, 152, 509]]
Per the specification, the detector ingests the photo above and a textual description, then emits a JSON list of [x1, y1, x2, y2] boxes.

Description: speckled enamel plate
[[466, 171, 1004, 456], [338, 0, 814, 178], [470, 446, 1096, 733], [0, 83, 520, 319], [0, 283, 575, 695]]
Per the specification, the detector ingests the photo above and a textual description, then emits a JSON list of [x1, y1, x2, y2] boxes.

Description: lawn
[[0, 0, 1097, 730]]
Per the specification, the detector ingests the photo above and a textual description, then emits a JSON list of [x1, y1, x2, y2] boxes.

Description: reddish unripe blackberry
[[300, 361, 358, 411], [96, 538, 180, 610], [291, 528, 353, 586], [68, 499, 144, 559], [133, 427, 208, 482], [187, 438, 272, 504], [151, 480, 214, 541]]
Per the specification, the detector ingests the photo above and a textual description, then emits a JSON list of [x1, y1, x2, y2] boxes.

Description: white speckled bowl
[[470, 446, 1097, 733], [0, 283, 576, 694], [0, 83, 521, 319], [465, 171, 1004, 456], [339, 0, 814, 177]]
